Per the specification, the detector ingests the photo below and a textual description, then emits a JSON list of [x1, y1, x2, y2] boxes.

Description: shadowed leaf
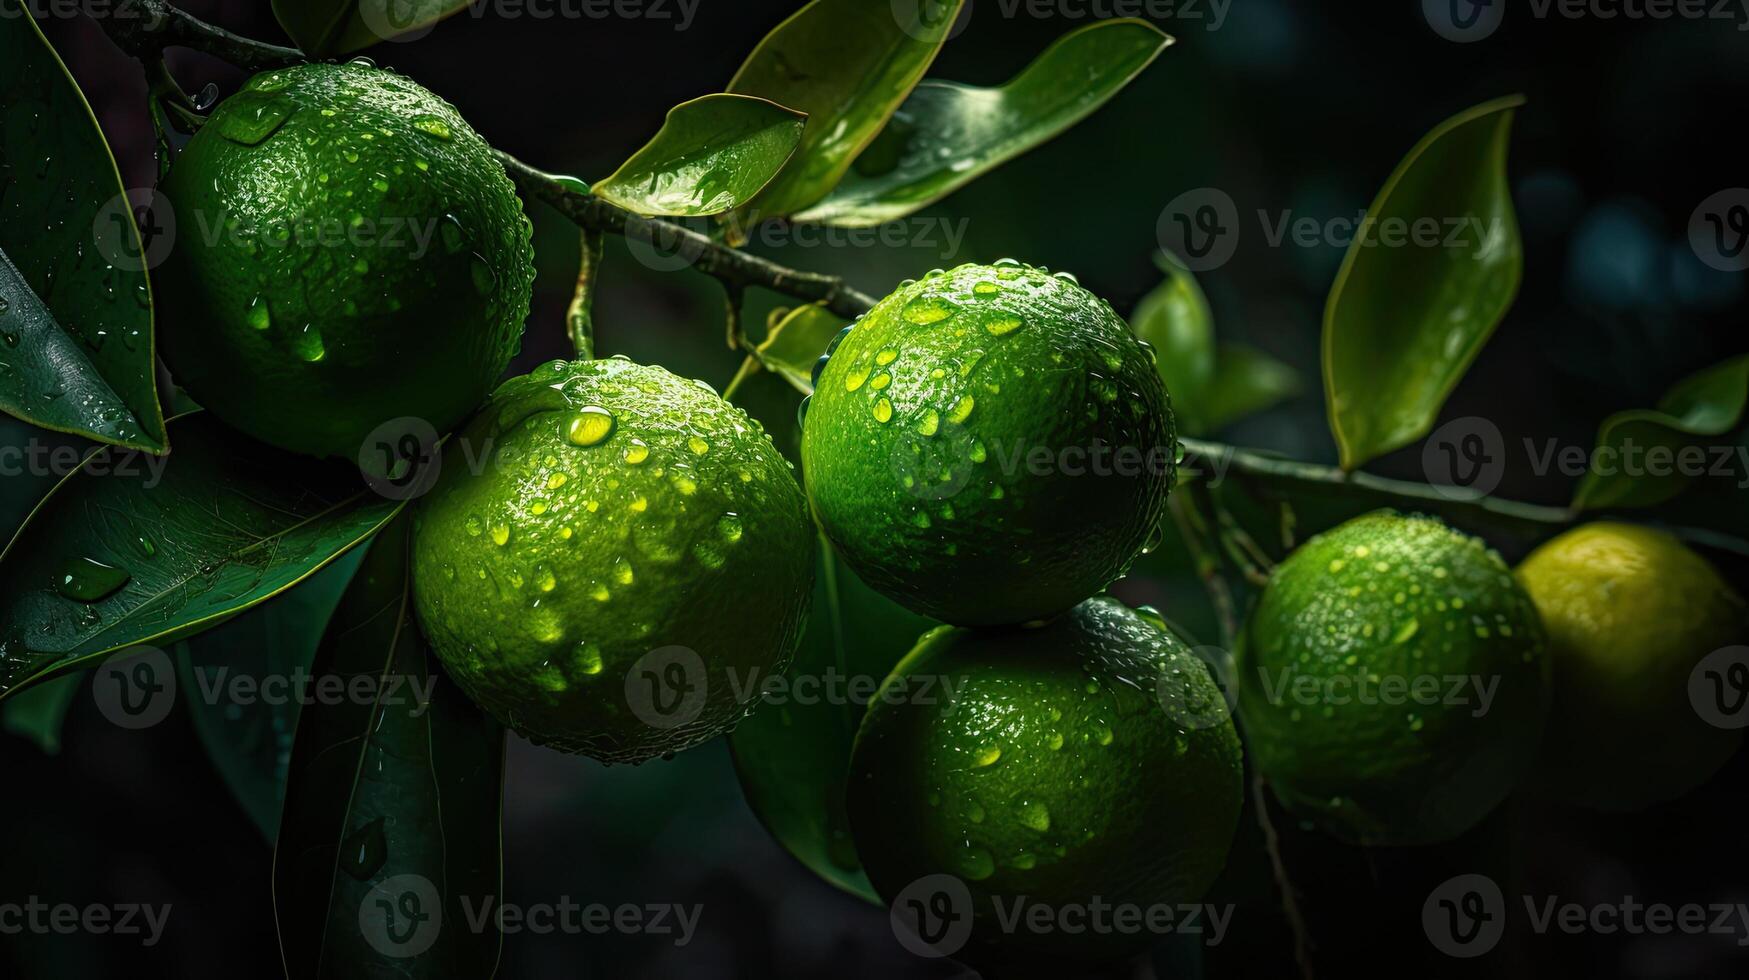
[[594, 94, 807, 217]]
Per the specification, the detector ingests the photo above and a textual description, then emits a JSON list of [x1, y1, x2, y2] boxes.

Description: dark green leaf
[[274, 517, 505, 978], [1572, 355, 1749, 511], [724, 369, 935, 902], [0, 671, 82, 754], [1130, 252, 1215, 434], [796, 19, 1171, 226], [175, 552, 366, 840], [728, 0, 966, 220], [1203, 344, 1301, 432], [0, 413, 403, 701], [272, 0, 473, 58], [0, 3, 167, 452], [754, 303, 847, 395], [1323, 95, 1525, 470], [594, 94, 807, 217]]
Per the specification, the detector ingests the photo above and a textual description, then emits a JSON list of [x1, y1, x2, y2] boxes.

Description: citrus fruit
[[1517, 522, 1746, 810], [1237, 511, 1549, 845], [847, 597, 1242, 969], [801, 261, 1175, 627], [156, 62, 534, 461], [410, 358, 815, 762]]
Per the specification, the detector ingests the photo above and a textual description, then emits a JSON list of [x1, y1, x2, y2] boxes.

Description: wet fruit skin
[[848, 597, 1242, 970], [156, 63, 534, 460], [1518, 522, 1746, 811], [411, 359, 815, 763], [801, 262, 1175, 628], [1237, 511, 1550, 846]]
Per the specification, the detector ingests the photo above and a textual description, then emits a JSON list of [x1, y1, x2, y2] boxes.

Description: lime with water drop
[[847, 596, 1242, 970], [1237, 511, 1550, 845], [156, 62, 533, 460], [410, 358, 815, 763], [802, 262, 1175, 627]]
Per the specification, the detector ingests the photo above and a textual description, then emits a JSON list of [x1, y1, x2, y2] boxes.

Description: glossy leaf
[[728, 0, 966, 221], [0, 414, 403, 701], [1130, 252, 1216, 434], [272, 0, 473, 58], [1572, 355, 1749, 511], [593, 94, 807, 217], [796, 19, 1171, 226], [274, 517, 505, 979], [724, 370, 935, 902], [0, 671, 82, 754], [754, 303, 848, 395], [175, 552, 366, 840], [1323, 95, 1525, 471], [0, 4, 167, 452], [1204, 345, 1302, 432]]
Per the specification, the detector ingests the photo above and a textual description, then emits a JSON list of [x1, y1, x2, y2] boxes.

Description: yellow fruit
[[1518, 522, 1746, 810], [411, 359, 814, 762]]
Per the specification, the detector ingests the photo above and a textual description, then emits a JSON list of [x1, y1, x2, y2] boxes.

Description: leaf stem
[[566, 229, 605, 358]]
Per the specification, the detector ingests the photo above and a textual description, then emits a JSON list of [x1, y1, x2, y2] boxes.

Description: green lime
[[157, 62, 533, 460], [1237, 511, 1549, 845], [848, 597, 1242, 970], [1518, 522, 1746, 810], [801, 261, 1175, 627], [410, 358, 815, 763]]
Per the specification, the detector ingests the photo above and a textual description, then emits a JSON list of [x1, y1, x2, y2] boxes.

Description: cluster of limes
[[161, 63, 1746, 974]]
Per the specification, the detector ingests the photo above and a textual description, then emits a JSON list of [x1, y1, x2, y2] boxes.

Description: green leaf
[[728, 0, 966, 221], [593, 94, 807, 217], [1322, 95, 1525, 471], [754, 303, 848, 395], [0, 4, 167, 452], [1, 671, 82, 754], [175, 552, 366, 841], [1204, 344, 1302, 432], [0, 413, 403, 702], [723, 371, 936, 903], [1572, 355, 1749, 511], [1130, 252, 1216, 434], [796, 19, 1171, 226], [272, 0, 473, 58], [274, 517, 505, 978]]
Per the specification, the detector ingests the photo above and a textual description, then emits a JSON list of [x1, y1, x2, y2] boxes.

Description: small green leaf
[[272, 0, 473, 58], [1204, 345, 1302, 432], [796, 19, 1171, 226], [1130, 252, 1215, 434], [593, 94, 807, 217], [0, 4, 167, 452], [0, 413, 403, 702], [754, 304, 848, 395], [175, 552, 366, 841], [728, 0, 966, 221], [1, 671, 82, 754], [1572, 355, 1749, 511], [274, 517, 505, 978], [1323, 95, 1525, 471]]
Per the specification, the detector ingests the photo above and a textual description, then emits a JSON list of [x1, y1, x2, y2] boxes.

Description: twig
[[1253, 774, 1317, 980], [566, 228, 605, 358], [98, 0, 304, 73], [1166, 494, 1238, 650], [723, 282, 746, 351]]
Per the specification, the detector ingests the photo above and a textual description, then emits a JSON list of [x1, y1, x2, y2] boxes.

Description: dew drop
[[566, 407, 615, 447], [55, 557, 130, 602]]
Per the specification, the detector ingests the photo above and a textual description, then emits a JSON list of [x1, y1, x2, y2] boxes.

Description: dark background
[[4, 1, 1748, 977]]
